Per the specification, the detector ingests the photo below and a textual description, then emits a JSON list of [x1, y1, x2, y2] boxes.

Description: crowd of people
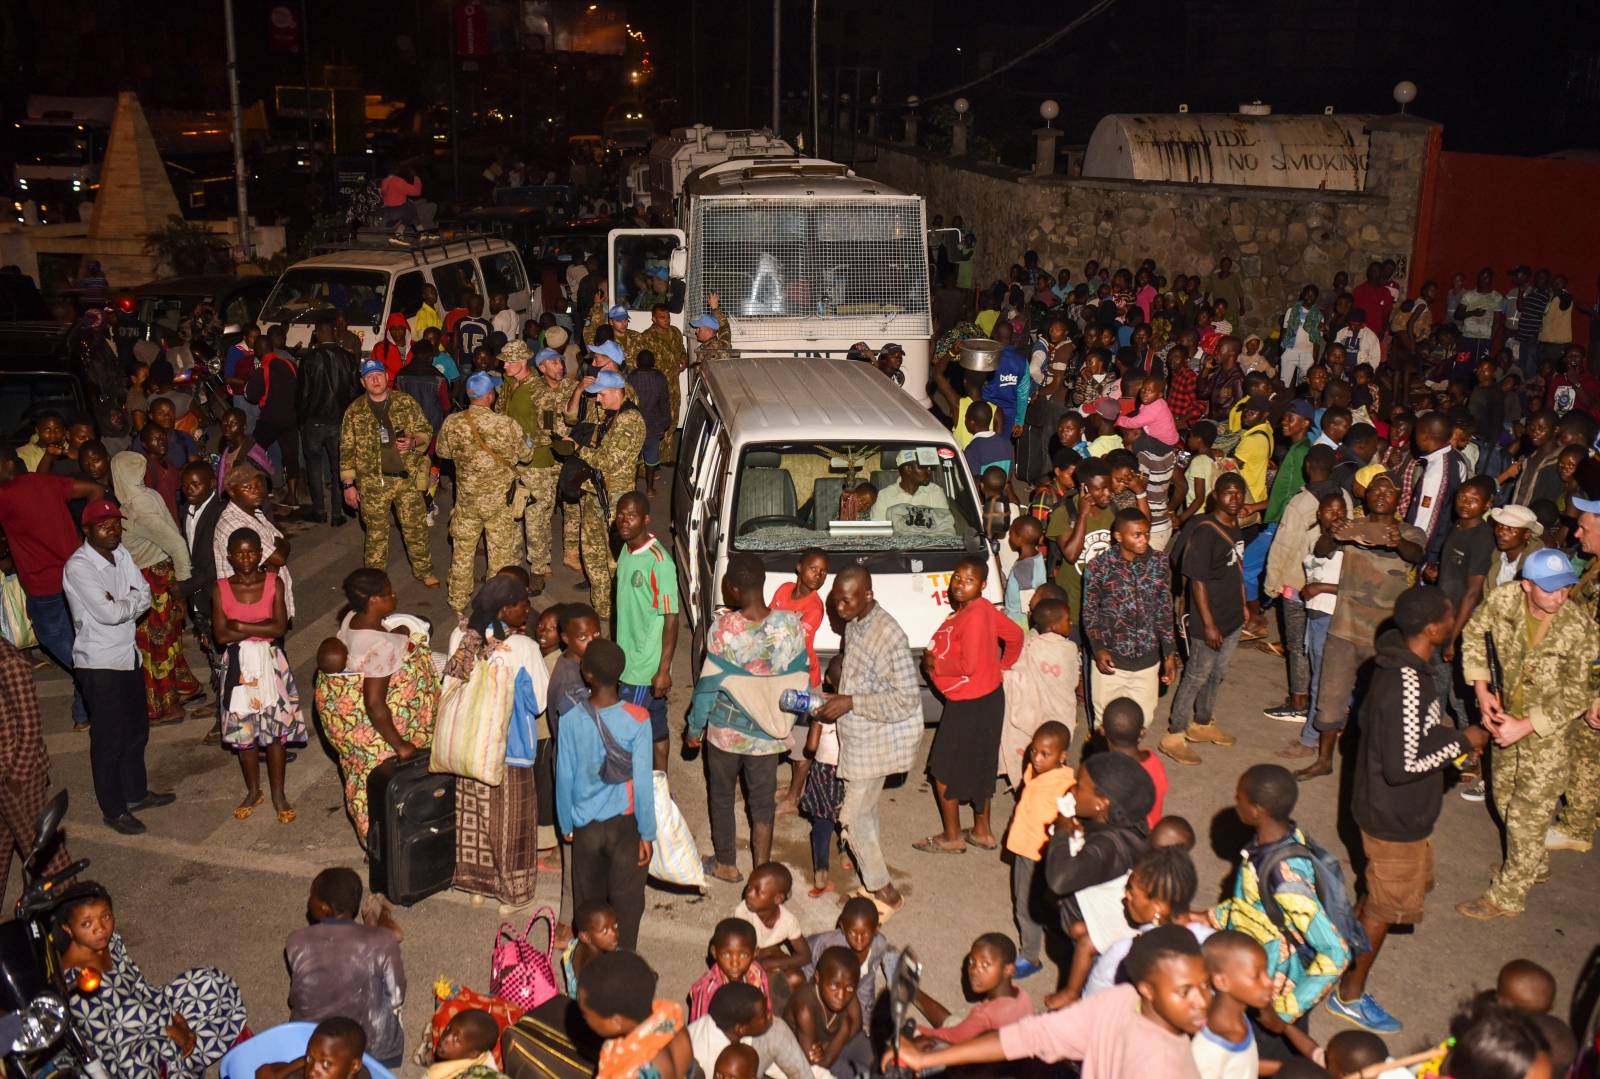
[[1, 243, 1597, 1079]]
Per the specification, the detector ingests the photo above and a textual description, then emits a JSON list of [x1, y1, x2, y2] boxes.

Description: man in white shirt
[[1333, 310, 1382, 370], [1407, 412, 1468, 567], [871, 452, 951, 523], [62, 499, 174, 834], [1455, 267, 1504, 363], [489, 291, 522, 343]]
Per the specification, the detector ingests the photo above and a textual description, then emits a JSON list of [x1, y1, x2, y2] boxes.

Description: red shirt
[[380, 173, 422, 208], [372, 340, 409, 386], [770, 581, 824, 686], [0, 473, 80, 595], [1351, 282, 1394, 339], [927, 598, 1022, 700], [1139, 750, 1168, 829]]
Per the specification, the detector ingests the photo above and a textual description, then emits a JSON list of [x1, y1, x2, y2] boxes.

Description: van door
[[689, 431, 729, 663], [606, 228, 686, 333], [479, 247, 533, 322], [428, 259, 483, 313], [674, 397, 717, 627]]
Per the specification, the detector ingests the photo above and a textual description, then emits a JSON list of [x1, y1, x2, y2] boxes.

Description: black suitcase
[[367, 751, 456, 906], [500, 995, 601, 1079]]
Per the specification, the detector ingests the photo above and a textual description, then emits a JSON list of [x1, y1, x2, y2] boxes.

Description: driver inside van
[[871, 450, 951, 523]]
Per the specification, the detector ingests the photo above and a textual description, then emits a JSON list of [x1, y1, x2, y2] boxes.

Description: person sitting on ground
[[783, 946, 864, 1079], [286, 867, 406, 1066], [559, 899, 619, 997], [733, 863, 812, 988], [912, 933, 1034, 1046], [802, 897, 890, 1026], [689, 918, 772, 1022], [429, 1009, 509, 1079], [255, 1016, 369, 1079], [55, 882, 247, 1079], [578, 950, 692, 1079], [684, 982, 810, 1079]]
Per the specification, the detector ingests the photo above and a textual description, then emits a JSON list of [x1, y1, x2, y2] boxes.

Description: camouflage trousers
[[357, 475, 433, 578], [448, 489, 523, 612], [1555, 717, 1600, 843], [578, 494, 616, 620], [1487, 715, 1579, 911], [520, 466, 582, 576]]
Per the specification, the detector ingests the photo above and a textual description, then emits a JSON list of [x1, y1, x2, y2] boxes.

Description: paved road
[[13, 477, 1599, 1074]]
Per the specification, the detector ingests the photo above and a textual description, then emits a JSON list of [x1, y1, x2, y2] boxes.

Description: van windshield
[[730, 441, 981, 554], [260, 268, 390, 329]]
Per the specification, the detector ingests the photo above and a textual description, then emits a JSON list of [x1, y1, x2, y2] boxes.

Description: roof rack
[[308, 232, 507, 267]]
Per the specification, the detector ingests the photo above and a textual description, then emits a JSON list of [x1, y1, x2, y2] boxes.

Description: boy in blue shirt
[[1005, 516, 1046, 626], [556, 637, 656, 951], [964, 401, 1012, 477]]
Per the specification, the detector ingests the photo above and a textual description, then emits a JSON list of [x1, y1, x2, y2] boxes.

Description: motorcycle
[[1, 791, 108, 1079]]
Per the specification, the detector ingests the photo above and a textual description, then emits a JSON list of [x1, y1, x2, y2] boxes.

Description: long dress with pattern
[[68, 933, 246, 1079], [316, 614, 439, 845], [218, 573, 307, 748]]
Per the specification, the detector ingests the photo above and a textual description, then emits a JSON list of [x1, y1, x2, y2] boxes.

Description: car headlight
[[10, 993, 67, 1054], [17, 178, 27, 189]]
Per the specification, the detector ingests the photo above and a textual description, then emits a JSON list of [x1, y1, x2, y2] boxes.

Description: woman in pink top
[[212, 526, 306, 824], [917, 556, 1022, 855]]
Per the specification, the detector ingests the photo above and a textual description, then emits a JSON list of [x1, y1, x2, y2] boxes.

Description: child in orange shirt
[[1004, 720, 1075, 980], [774, 549, 829, 817]]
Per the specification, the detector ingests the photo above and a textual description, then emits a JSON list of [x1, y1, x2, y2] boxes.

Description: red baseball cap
[[81, 499, 123, 526]]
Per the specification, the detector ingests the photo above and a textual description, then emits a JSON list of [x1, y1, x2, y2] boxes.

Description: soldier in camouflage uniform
[[565, 369, 645, 620], [340, 360, 438, 585], [435, 370, 534, 612], [584, 288, 645, 364], [1457, 547, 1600, 919], [688, 291, 732, 365], [638, 303, 688, 463], [497, 341, 576, 591], [1546, 497, 1600, 854]]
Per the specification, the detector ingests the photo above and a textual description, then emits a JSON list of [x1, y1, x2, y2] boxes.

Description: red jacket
[[927, 598, 1022, 700], [371, 341, 410, 387]]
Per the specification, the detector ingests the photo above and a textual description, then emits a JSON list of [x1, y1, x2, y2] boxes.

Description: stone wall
[[835, 117, 1435, 335]]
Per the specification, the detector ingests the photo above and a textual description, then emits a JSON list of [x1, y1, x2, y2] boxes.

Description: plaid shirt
[[836, 603, 923, 780], [1166, 361, 1205, 426], [0, 638, 49, 793], [1082, 548, 1177, 668], [686, 961, 771, 1021]]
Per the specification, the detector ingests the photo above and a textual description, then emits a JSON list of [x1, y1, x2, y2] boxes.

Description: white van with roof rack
[[674, 356, 1000, 708], [255, 235, 533, 354]]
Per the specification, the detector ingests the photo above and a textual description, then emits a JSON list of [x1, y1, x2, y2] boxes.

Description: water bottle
[[779, 689, 823, 716]]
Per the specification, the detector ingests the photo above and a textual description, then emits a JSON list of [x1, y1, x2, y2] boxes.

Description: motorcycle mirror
[[26, 790, 68, 870]]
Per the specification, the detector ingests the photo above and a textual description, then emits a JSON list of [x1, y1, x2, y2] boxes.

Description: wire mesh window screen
[[689, 198, 931, 339]]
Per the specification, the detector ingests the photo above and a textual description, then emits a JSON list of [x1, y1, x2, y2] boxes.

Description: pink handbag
[[489, 907, 559, 1010]]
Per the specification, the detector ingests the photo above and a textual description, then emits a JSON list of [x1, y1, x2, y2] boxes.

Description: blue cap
[[591, 340, 625, 366], [535, 347, 564, 367], [585, 370, 627, 393], [606, 304, 629, 321], [1572, 496, 1600, 516], [465, 371, 502, 398], [1521, 547, 1580, 591], [1287, 399, 1316, 420], [647, 266, 669, 279], [689, 314, 719, 331], [358, 359, 386, 378]]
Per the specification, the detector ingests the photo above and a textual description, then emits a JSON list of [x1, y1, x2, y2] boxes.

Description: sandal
[[701, 857, 744, 883], [1239, 626, 1268, 642], [849, 888, 905, 923], [276, 806, 297, 824], [232, 790, 265, 820], [150, 708, 186, 727], [1254, 640, 1286, 657], [201, 726, 222, 746], [912, 835, 966, 855], [807, 881, 835, 899], [963, 830, 999, 850]]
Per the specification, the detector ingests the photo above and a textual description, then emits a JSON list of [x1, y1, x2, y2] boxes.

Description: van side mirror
[[668, 249, 688, 279], [668, 280, 686, 315]]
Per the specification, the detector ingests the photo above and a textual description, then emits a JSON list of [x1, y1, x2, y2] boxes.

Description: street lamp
[[1393, 80, 1417, 113], [951, 98, 970, 157], [1039, 99, 1060, 129]]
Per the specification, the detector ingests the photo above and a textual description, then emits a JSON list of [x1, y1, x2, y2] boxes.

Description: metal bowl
[[958, 338, 1001, 373]]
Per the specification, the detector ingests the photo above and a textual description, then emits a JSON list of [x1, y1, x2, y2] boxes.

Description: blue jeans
[[26, 592, 85, 726], [1243, 523, 1275, 603], [1298, 612, 1331, 747], [1169, 626, 1242, 732]]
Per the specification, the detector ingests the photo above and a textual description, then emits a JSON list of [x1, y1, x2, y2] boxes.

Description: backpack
[[490, 907, 561, 1011], [1253, 833, 1370, 957]]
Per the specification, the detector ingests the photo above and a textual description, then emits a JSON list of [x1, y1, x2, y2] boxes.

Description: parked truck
[[608, 156, 933, 406]]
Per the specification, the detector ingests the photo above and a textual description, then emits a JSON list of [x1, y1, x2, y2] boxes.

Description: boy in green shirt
[[612, 491, 681, 770]]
